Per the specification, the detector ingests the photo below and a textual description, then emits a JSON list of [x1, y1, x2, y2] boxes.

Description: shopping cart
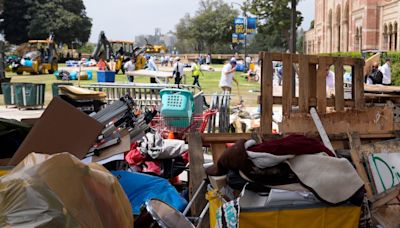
[[151, 109, 217, 139]]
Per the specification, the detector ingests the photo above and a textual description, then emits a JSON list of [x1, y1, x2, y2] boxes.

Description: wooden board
[[280, 106, 395, 135], [348, 132, 374, 198], [316, 56, 328, 114], [373, 205, 400, 227], [365, 84, 400, 94], [188, 132, 207, 216], [298, 55, 310, 112], [260, 52, 273, 135], [334, 57, 344, 111], [282, 53, 293, 117], [354, 59, 365, 109]]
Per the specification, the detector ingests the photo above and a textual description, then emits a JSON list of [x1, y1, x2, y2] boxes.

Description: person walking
[[219, 60, 238, 93], [124, 58, 136, 82], [206, 54, 211, 65], [146, 56, 159, 83], [191, 60, 204, 88], [379, 58, 392, 86], [173, 57, 185, 85]]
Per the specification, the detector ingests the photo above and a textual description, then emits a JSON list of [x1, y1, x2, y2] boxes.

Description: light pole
[[231, 2, 247, 66]]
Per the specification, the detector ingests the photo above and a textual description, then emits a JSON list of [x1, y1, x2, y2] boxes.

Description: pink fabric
[[125, 143, 145, 166], [143, 161, 161, 175]]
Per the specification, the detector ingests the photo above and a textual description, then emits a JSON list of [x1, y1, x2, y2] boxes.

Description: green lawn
[[0, 69, 260, 106]]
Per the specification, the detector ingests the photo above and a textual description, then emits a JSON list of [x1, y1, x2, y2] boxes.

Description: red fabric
[[248, 134, 335, 157], [143, 161, 161, 175], [125, 143, 145, 166], [181, 151, 189, 163]]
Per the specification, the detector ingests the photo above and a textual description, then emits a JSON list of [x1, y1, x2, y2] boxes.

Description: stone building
[[304, 0, 400, 54]]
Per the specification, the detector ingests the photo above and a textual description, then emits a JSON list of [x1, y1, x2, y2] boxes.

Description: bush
[[391, 62, 400, 86]]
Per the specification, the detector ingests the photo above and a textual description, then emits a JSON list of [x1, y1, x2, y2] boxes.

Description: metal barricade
[[81, 83, 201, 110]]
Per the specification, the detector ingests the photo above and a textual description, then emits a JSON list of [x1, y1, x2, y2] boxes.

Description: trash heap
[[0, 88, 193, 227], [205, 135, 365, 227]]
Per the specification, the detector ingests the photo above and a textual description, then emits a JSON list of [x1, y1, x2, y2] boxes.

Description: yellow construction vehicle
[[110, 40, 135, 74], [145, 44, 167, 54], [92, 31, 150, 73], [12, 34, 58, 75]]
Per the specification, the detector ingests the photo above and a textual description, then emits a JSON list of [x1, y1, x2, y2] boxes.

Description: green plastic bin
[[1, 82, 15, 107], [52, 82, 73, 98], [15, 83, 46, 109]]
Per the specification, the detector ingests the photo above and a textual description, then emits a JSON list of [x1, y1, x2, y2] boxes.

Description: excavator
[[10, 34, 58, 75], [91, 31, 147, 74]]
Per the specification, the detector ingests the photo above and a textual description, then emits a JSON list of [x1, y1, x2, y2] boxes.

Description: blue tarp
[[111, 171, 188, 215]]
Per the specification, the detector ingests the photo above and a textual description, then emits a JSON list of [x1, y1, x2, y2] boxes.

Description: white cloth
[[326, 70, 335, 90], [140, 132, 188, 159], [173, 62, 185, 77], [124, 61, 135, 72], [219, 63, 235, 88], [379, 63, 391, 84], [286, 154, 364, 204], [247, 151, 295, 168]]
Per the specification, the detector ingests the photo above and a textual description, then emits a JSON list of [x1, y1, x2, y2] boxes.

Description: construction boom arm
[[91, 31, 113, 61]]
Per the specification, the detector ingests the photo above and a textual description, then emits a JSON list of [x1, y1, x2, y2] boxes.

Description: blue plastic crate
[[97, 71, 115, 82]]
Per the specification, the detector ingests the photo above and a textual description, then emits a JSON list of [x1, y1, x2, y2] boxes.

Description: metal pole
[[290, 0, 297, 96]]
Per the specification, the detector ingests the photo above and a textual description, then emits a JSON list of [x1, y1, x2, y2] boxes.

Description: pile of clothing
[[125, 131, 189, 179], [206, 135, 364, 205]]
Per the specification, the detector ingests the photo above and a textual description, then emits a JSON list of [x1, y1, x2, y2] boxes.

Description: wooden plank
[[310, 107, 335, 154], [188, 132, 207, 216], [282, 53, 293, 117], [334, 57, 345, 111], [309, 64, 317, 101], [280, 106, 395, 135], [260, 52, 273, 135], [298, 55, 310, 112], [354, 58, 365, 109], [211, 143, 226, 164], [202, 133, 253, 143], [373, 205, 400, 228], [271, 96, 355, 107], [270, 53, 283, 61], [347, 132, 374, 198], [342, 57, 357, 65], [371, 185, 400, 210], [316, 56, 328, 113]]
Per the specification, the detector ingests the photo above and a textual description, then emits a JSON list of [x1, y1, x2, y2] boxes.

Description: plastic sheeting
[[112, 171, 188, 215], [0, 153, 133, 228]]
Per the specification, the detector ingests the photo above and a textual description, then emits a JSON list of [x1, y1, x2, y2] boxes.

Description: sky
[[83, 0, 314, 43]]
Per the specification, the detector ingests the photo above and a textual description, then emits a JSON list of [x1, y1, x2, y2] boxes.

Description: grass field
[[0, 66, 261, 107]]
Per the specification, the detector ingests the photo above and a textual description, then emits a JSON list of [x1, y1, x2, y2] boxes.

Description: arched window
[[383, 24, 388, 50], [394, 22, 398, 50], [389, 23, 393, 50], [344, 1, 350, 51]]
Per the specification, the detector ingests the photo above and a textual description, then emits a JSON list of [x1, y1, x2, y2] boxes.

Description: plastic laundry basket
[[160, 89, 194, 127]]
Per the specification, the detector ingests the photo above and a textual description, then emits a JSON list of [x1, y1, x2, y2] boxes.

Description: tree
[[245, 0, 303, 51], [1, 0, 33, 44], [175, 0, 238, 54], [1, 0, 92, 45]]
